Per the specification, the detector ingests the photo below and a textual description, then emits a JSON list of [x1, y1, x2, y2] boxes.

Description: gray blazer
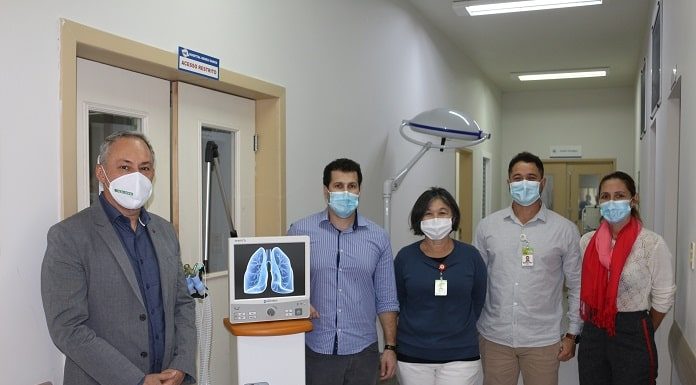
[[41, 202, 197, 385]]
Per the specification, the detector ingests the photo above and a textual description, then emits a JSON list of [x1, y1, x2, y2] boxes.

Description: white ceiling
[[406, 0, 652, 92]]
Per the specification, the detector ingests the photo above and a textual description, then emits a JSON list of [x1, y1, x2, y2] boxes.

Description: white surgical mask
[[101, 165, 153, 210], [420, 217, 453, 240]]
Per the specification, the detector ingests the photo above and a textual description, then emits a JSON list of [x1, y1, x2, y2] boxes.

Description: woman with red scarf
[[578, 171, 675, 385]]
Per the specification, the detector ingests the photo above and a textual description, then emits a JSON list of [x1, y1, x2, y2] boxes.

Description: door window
[[88, 112, 141, 204], [201, 127, 236, 273], [542, 161, 614, 233]]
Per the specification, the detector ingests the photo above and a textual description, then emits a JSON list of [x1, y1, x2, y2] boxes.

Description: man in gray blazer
[[41, 131, 196, 385]]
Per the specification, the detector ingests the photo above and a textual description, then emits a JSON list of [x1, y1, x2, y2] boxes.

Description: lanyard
[[520, 233, 533, 255]]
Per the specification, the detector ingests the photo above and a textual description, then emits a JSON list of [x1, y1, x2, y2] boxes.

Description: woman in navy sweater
[[394, 187, 487, 385]]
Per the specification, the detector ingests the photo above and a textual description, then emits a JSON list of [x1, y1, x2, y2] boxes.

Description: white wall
[[637, 1, 696, 385], [0, 1, 501, 384], [667, 0, 696, 377], [500, 87, 635, 207]]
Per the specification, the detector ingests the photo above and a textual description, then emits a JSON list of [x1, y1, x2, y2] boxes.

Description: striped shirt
[[288, 209, 399, 355], [474, 204, 582, 348]]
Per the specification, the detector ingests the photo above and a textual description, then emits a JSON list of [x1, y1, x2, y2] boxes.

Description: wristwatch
[[564, 333, 581, 344], [384, 344, 398, 352]]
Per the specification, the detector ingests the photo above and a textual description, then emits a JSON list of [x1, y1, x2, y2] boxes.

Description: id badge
[[435, 279, 448, 296], [521, 254, 534, 267]]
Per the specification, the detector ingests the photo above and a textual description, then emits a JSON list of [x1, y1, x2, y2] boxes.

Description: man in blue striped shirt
[[288, 158, 399, 385]]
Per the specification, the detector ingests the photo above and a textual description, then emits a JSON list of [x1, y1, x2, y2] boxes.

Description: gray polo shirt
[[474, 204, 582, 348]]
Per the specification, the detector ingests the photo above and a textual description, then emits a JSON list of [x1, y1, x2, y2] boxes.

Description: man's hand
[[309, 305, 320, 319], [160, 368, 185, 385], [557, 337, 576, 361], [379, 349, 397, 380], [142, 373, 168, 385]]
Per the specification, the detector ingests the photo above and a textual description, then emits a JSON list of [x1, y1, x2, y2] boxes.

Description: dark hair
[[508, 151, 544, 178], [598, 171, 641, 221], [410, 187, 460, 236], [323, 158, 363, 187]]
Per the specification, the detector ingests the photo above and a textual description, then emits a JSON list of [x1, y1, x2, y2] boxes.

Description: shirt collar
[[504, 203, 548, 225], [99, 193, 151, 226], [321, 208, 363, 231]]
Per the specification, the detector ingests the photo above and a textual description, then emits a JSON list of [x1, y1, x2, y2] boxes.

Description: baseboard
[[669, 321, 696, 385]]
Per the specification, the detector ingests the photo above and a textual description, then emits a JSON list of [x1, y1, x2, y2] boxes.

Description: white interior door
[[77, 58, 171, 218], [177, 82, 255, 385]]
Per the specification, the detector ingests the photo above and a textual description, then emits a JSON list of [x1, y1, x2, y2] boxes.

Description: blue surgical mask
[[328, 191, 359, 218], [509, 180, 541, 206], [599, 200, 632, 223]]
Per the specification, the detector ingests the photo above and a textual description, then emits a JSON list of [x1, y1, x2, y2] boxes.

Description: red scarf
[[580, 216, 641, 336]]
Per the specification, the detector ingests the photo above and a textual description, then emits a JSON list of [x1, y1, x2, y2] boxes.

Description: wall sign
[[549, 145, 582, 158], [178, 47, 220, 80]]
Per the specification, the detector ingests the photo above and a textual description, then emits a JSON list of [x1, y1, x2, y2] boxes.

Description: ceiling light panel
[[453, 0, 602, 16], [513, 68, 608, 81]]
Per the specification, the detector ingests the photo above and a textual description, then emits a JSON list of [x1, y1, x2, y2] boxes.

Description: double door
[[77, 58, 255, 385], [543, 160, 615, 233]]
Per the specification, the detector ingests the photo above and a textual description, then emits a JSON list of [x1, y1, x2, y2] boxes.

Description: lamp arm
[[391, 142, 433, 192], [383, 141, 433, 235]]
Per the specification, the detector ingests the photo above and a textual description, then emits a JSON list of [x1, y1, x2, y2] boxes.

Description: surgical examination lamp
[[383, 108, 491, 234]]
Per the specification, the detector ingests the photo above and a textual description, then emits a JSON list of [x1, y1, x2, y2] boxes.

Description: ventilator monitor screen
[[229, 236, 310, 324]]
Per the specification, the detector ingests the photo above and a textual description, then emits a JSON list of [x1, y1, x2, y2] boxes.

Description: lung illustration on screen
[[243, 247, 269, 294], [269, 247, 294, 294], [243, 247, 294, 295]]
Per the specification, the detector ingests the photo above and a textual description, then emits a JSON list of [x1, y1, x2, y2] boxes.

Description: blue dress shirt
[[99, 194, 165, 373], [288, 209, 399, 355]]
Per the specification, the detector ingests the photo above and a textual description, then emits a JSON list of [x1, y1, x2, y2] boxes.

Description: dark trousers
[[578, 311, 658, 385], [306, 342, 379, 385]]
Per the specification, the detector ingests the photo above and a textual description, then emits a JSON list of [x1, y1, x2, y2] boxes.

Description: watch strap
[[564, 333, 580, 344]]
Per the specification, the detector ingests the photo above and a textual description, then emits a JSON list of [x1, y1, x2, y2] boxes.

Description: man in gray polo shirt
[[474, 151, 582, 385]]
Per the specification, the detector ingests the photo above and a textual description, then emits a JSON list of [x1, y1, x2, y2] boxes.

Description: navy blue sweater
[[394, 240, 487, 362]]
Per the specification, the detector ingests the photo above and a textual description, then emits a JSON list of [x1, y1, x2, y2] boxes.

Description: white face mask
[[420, 217, 453, 240], [101, 166, 153, 210]]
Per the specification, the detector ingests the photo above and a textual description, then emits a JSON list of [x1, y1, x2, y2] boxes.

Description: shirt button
[[340, 249, 343, 253], [513, 302, 518, 306], [338, 289, 342, 292], [515, 282, 519, 286], [140, 352, 148, 358], [139, 314, 147, 321], [338, 309, 342, 312]]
